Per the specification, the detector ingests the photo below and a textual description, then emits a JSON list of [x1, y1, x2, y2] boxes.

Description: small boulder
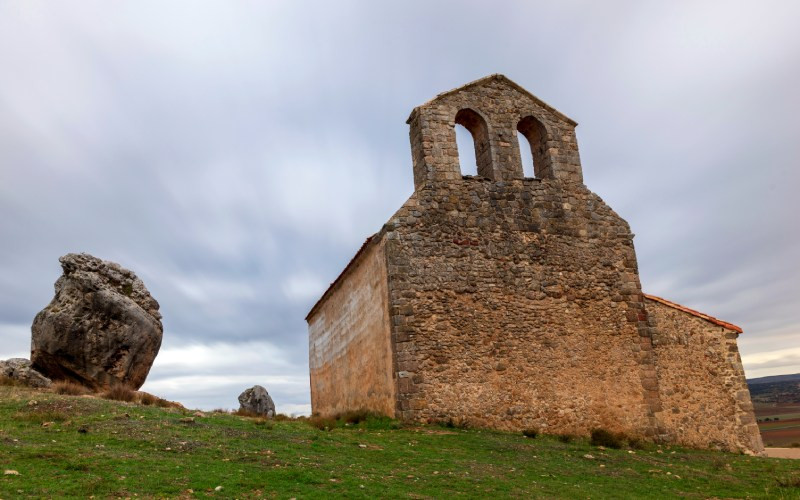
[[31, 253, 163, 390], [0, 358, 51, 388], [238, 385, 275, 417]]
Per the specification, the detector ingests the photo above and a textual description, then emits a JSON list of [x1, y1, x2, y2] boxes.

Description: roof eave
[[644, 293, 743, 334]]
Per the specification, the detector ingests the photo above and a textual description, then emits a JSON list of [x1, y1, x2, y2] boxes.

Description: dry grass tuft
[[137, 392, 157, 406], [522, 428, 539, 439], [0, 375, 21, 387], [308, 415, 337, 431], [233, 408, 262, 418], [589, 428, 646, 449], [102, 384, 136, 402], [52, 380, 90, 396], [439, 416, 471, 429], [155, 397, 174, 408], [14, 409, 69, 424], [337, 409, 375, 425]]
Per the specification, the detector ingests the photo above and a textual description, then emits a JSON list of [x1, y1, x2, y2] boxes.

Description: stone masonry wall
[[647, 298, 764, 453], [307, 238, 395, 417], [408, 74, 583, 188], [382, 75, 664, 437], [382, 177, 662, 437]]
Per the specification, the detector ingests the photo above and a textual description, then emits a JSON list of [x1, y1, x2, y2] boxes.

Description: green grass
[[2, 386, 800, 498]]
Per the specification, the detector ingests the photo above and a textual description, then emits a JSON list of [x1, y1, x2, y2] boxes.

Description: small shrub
[[52, 380, 90, 396], [557, 434, 575, 444], [791, 442, 800, 448], [212, 408, 230, 414], [590, 428, 625, 449], [274, 413, 292, 421], [102, 384, 136, 402], [522, 429, 538, 439]]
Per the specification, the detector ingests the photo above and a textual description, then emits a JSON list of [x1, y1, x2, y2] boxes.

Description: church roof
[[305, 235, 377, 321], [644, 294, 743, 333]]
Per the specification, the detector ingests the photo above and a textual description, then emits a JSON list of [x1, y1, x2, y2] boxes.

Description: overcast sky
[[1, 1, 798, 413]]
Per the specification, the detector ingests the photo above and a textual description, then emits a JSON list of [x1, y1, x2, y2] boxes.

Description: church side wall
[[307, 238, 395, 418], [384, 179, 660, 438], [647, 299, 764, 454]]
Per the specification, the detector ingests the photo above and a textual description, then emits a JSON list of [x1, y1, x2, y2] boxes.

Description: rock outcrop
[[31, 253, 163, 390], [0, 358, 52, 388], [238, 385, 275, 417]]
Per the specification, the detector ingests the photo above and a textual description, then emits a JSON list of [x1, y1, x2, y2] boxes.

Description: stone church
[[306, 75, 763, 454]]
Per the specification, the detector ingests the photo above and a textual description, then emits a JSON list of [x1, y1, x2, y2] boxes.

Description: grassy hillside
[[1, 385, 799, 499]]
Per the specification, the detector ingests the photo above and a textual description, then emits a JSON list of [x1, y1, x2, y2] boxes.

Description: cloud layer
[[1, 1, 799, 409]]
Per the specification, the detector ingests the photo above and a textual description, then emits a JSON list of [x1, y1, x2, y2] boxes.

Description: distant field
[[754, 403, 800, 418], [754, 402, 800, 447]]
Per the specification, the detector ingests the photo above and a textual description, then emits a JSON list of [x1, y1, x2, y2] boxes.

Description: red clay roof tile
[[644, 293, 743, 333]]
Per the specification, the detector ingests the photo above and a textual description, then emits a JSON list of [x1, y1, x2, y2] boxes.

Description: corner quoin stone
[[305, 74, 763, 455]]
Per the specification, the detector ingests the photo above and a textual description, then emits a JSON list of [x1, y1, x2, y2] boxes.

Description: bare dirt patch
[[765, 448, 800, 459]]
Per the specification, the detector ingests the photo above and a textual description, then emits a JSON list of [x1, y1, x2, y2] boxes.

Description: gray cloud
[[1, 1, 799, 410]]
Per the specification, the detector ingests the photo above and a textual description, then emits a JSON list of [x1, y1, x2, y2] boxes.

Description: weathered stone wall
[[381, 75, 663, 437], [307, 238, 396, 417], [382, 177, 661, 437], [647, 298, 764, 453]]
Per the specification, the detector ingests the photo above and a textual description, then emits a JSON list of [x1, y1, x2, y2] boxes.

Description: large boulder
[[238, 385, 275, 417], [31, 253, 163, 390], [0, 358, 52, 388]]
